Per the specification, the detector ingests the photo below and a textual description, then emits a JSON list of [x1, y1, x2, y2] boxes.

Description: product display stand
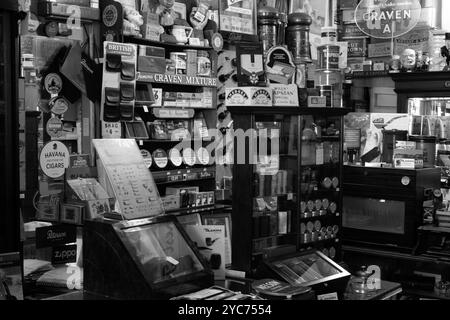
[[229, 106, 351, 275]]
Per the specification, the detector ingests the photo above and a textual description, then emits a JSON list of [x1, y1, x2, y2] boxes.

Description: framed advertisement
[[201, 213, 232, 267], [219, 0, 258, 43]]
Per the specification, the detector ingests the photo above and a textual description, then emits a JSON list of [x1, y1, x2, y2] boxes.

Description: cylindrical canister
[[258, 6, 283, 54], [317, 44, 340, 71], [409, 135, 437, 168], [286, 12, 312, 64]]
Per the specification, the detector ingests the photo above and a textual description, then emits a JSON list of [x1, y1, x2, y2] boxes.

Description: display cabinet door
[[0, 10, 19, 253]]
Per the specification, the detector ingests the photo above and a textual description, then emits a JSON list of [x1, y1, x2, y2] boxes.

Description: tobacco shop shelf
[[228, 106, 352, 117], [137, 72, 218, 88], [298, 213, 340, 222], [166, 204, 231, 216], [152, 167, 216, 184], [352, 70, 391, 79], [135, 102, 215, 111], [124, 36, 213, 51], [299, 237, 340, 247]]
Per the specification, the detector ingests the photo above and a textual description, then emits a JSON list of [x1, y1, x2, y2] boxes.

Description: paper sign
[[185, 225, 226, 280]]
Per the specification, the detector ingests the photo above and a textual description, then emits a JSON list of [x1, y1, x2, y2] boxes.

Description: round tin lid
[[287, 12, 312, 26]]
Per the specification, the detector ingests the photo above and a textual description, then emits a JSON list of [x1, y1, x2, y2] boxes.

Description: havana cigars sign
[[355, 0, 422, 39]]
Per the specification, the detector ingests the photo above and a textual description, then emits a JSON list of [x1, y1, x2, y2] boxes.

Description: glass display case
[[229, 106, 350, 276], [83, 215, 214, 300], [392, 72, 450, 186]]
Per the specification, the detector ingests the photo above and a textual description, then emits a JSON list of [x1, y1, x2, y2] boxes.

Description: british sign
[[355, 0, 422, 39]]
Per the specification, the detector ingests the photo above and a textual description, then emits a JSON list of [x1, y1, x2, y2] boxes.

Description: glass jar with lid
[[197, 51, 211, 77]]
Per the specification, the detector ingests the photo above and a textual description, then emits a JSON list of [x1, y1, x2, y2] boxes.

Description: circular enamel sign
[[39, 141, 70, 179]]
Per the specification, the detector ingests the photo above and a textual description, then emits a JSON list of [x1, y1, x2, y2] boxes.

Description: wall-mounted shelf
[[123, 36, 213, 51], [352, 71, 390, 79], [152, 167, 216, 184]]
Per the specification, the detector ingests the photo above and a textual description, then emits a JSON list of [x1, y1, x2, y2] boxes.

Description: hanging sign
[[355, 0, 422, 39], [39, 141, 70, 179]]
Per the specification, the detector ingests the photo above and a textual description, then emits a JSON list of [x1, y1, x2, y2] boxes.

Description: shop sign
[[39, 141, 70, 179], [46, 117, 63, 138], [102, 121, 121, 138], [153, 108, 195, 119], [355, 0, 422, 39], [52, 245, 78, 265], [36, 225, 77, 249]]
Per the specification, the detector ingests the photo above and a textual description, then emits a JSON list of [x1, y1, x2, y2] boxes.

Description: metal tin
[[302, 232, 311, 244], [315, 199, 323, 210], [314, 220, 322, 232], [170, 52, 187, 75], [329, 247, 336, 259], [327, 226, 334, 238], [286, 12, 312, 64], [329, 202, 337, 214], [197, 51, 211, 77], [300, 201, 307, 214], [317, 44, 340, 71], [320, 227, 328, 239], [332, 177, 339, 189], [322, 199, 330, 210], [184, 49, 198, 76], [317, 85, 334, 108]]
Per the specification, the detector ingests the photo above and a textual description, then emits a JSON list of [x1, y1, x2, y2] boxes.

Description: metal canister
[[258, 6, 283, 54], [286, 12, 312, 64], [184, 49, 198, 76], [170, 52, 187, 75]]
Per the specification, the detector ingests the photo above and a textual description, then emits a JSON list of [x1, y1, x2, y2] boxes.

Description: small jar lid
[[288, 12, 312, 26], [258, 6, 280, 19]]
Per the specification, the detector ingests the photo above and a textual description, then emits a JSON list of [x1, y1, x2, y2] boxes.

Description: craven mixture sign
[[355, 0, 422, 39]]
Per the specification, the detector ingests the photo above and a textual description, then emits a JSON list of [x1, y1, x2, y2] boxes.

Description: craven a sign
[[355, 0, 422, 39]]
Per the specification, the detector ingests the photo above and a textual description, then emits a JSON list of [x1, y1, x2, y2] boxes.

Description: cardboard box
[[348, 38, 367, 58], [225, 87, 273, 107], [60, 202, 84, 225], [368, 42, 393, 58], [393, 149, 424, 169], [270, 84, 299, 106], [162, 195, 180, 211], [308, 96, 327, 108], [138, 56, 166, 74], [65, 178, 113, 220]]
